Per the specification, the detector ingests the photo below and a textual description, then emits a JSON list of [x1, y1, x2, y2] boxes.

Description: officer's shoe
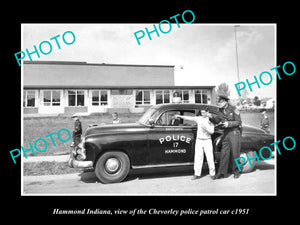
[[214, 173, 225, 179], [210, 175, 216, 180], [191, 175, 201, 180]]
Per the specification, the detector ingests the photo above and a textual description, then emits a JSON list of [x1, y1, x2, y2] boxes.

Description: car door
[[147, 110, 197, 166]]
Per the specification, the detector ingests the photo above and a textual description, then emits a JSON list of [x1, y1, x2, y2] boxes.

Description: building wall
[[23, 107, 38, 114], [64, 106, 88, 114], [111, 94, 135, 109], [23, 62, 215, 115]]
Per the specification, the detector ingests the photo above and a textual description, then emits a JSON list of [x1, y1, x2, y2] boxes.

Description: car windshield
[[138, 107, 160, 125]]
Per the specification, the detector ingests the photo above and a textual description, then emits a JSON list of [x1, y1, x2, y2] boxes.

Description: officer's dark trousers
[[218, 130, 241, 175]]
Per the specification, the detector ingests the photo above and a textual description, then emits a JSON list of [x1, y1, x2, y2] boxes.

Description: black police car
[[68, 103, 274, 184]]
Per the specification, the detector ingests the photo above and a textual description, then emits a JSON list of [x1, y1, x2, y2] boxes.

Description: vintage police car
[[68, 103, 274, 184]]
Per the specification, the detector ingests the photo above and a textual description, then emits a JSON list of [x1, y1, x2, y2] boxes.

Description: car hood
[[83, 122, 145, 137]]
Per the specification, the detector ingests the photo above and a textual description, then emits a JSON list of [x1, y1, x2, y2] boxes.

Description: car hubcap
[[105, 158, 120, 174]]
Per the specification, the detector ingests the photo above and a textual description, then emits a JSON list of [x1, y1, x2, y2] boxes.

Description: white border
[[21, 23, 277, 196]]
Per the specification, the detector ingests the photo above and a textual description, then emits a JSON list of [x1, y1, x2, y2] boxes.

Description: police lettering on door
[[159, 134, 192, 154]]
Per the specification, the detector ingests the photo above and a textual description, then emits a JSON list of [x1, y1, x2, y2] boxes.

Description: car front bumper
[[68, 158, 93, 168], [68, 141, 93, 168]]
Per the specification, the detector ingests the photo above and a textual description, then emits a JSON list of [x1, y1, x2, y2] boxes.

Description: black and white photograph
[[21, 23, 276, 195]]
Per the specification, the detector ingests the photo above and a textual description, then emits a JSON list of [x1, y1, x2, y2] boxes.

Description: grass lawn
[[23, 113, 143, 157], [23, 161, 87, 176], [240, 111, 275, 135]]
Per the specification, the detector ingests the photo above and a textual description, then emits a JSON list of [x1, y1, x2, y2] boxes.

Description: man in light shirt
[[175, 108, 215, 180]]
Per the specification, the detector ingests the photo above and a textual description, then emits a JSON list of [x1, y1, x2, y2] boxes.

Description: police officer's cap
[[218, 93, 230, 102]]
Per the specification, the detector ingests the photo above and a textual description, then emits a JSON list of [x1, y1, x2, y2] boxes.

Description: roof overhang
[[23, 85, 216, 89]]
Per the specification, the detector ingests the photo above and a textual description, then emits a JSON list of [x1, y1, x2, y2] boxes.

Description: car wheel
[[95, 151, 130, 184], [238, 151, 256, 173]]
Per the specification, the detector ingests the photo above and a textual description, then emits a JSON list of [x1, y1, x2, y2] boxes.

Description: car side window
[[156, 110, 181, 126], [156, 110, 197, 126], [181, 111, 197, 126]]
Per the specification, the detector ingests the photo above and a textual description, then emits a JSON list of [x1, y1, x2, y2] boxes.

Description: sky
[[22, 23, 276, 99]]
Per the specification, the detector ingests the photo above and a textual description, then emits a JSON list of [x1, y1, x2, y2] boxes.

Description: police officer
[[214, 94, 242, 179], [260, 109, 270, 134], [71, 114, 82, 147], [68, 114, 83, 167]]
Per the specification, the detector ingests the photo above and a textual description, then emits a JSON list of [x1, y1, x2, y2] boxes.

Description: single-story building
[[23, 61, 216, 115]]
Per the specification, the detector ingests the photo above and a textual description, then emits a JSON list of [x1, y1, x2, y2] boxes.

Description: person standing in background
[[71, 114, 82, 147], [260, 109, 270, 134], [112, 112, 121, 124]]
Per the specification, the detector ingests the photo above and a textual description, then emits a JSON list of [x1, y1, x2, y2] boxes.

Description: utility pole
[[234, 24, 243, 104], [234, 25, 240, 85]]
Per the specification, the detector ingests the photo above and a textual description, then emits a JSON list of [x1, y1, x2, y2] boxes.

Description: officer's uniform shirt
[[220, 104, 242, 132], [260, 114, 270, 128], [210, 103, 242, 132]]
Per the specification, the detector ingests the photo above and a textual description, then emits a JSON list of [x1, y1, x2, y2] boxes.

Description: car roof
[[152, 103, 220, 113]]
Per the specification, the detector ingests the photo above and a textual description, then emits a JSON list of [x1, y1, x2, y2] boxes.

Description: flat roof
[[24, 85, 215, 89], [23, 61, 175, 88], [23, 60, 175, 68]]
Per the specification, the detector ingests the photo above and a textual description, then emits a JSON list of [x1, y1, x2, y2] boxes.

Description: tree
[[253, 96, 261, 106]]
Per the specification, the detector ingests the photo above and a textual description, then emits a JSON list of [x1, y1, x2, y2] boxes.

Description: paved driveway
[[23, 159, 275, 195]]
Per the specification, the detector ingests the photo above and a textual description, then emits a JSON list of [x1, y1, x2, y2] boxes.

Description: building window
[[68, 90, 85, 106], [42, 90, 61, 106], [23, 90, 36, 107], [111, 89, 133, 95], [92, 90, 108, 106], [174, 90, 189, 103], [195, 90, 208, 104], [136, 90, 150, 105], [155, 90, 170, 104]]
